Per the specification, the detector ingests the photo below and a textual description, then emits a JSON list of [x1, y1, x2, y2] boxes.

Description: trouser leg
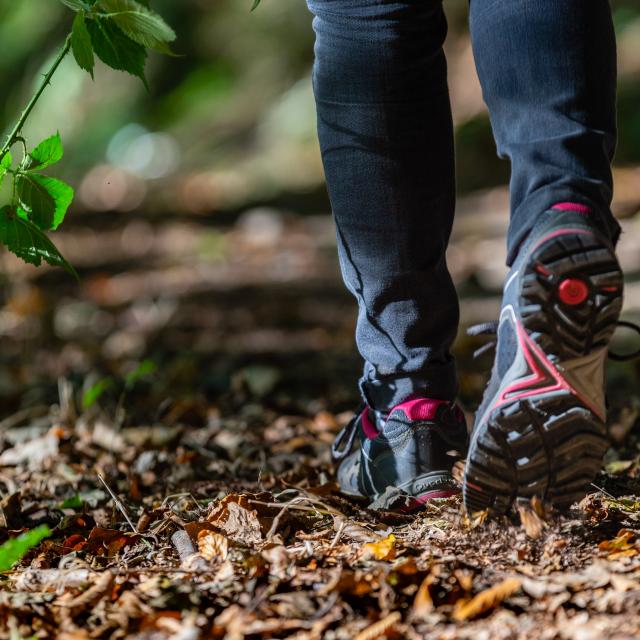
[[307, 0, 459, 411], [469, 0, 621, 265]]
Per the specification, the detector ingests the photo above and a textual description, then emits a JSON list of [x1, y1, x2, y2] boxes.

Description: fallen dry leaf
[[361, 534, 396, 561], [598, 529, 638, 560], [353, 611, 402, 640], [411, 572, 436, 620], [463, 508, 489, 529], [197, 530, 229, 561], [333, 516, 381, 543], [0, 430, 59, 469], [516, 500, 546, 539], [208, 494, 266, 546], [452, 460, 465, 486], [261, 544, 291, 580], [452, 577, 521, 622], [55, 571, 114, 609]]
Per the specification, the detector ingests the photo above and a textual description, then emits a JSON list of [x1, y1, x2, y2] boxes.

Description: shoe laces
[[331, 404, 365, 462], [466, 319, 640, 362]]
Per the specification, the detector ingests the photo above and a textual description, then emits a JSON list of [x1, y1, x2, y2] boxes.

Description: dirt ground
[[1, 185, 640, 639]]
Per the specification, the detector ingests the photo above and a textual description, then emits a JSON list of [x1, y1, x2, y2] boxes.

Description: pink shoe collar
[[360, 397, 452, 440]]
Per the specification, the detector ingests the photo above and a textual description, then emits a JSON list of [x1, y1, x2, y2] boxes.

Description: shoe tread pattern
[[464, 230, 621, 515]]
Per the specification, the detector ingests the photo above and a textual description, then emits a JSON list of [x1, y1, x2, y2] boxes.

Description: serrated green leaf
[[0, 525, 51, 573], [17, 174, 73, 231], [16, 174, 55, 230], [25, 133, 64, 171], [97, 0, 176, 52], [0, 152, 11, 188], [86, 16, 147, 85], [72, 11, 95, 78], [0, 206, 77, 278], [59, 0, 88, 10]]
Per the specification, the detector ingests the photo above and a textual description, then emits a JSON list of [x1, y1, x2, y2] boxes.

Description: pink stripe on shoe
[[552, 202, 591, 214], [392, 397, 447, 421], [360, 408, 379, 440]]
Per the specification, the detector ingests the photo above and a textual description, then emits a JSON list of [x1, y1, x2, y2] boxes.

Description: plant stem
[[0, 35, 72, 163]]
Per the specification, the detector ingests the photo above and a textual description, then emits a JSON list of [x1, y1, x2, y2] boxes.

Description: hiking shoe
[[463, 204, 624, 515], [332, 397, 468, 510]]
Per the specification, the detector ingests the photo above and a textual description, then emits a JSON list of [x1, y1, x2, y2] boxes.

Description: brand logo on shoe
[[558, 278, 589, 306]]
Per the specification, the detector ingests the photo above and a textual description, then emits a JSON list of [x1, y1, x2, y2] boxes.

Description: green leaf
[[96, 0, 176, 52], [0, 206, 78, 278], [16, 174, 55, 230], [17, 174, 74, 231], [25, 133, 64, 171], [124, 359, 156, 389], [86, 16, 148, 85], [82, 377, 114, 409], [0, 152, 11, 188], [58, 495, 84, 509], [59, 0, 89, 10], [251, 0, 261, 10], [0, 525, 51, 573], [71, 11, 95, 78]]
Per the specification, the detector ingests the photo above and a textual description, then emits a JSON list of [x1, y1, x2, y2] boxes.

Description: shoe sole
[[364, 471, 459, 512], [464, 229, 623, 515], [398, 470, 459, 512]]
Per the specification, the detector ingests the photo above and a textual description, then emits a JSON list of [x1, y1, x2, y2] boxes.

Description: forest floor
[[2, 185, 640, 639]]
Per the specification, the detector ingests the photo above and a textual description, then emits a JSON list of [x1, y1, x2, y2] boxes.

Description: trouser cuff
[[359, 360, 458, 412]]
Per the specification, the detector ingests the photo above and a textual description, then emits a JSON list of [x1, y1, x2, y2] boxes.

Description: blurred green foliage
[[0, 525, 50, 572], [1, 0, 639, 214]]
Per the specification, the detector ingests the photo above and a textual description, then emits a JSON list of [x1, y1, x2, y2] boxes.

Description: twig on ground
[[329, 518, 346, 549], [97, 473, 138, 535], [171, 530, 196, 562], [266, 496, 313, 540], [171, 529, 209, 571]]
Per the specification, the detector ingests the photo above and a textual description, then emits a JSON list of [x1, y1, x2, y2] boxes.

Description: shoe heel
[[520, 228, 623, 362]]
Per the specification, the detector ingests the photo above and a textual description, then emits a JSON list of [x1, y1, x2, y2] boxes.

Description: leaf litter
[[3, 384, 640, 640]]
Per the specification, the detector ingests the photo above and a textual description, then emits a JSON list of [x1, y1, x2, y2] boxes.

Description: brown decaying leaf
[[463, 508, 489, 529], [598, 529, 639, 560], [451, 459, 465, 486], [353, 611, 402, 640], [54, 570, 114, 609], [361, 534, 396, 561], [411, 573, 435, 620], [454, 569, 474, 592], [333, 516, 381, 543], [516, 500, 546, 539], [198, 530, 229, 561], [452, 577, 521, 622], [85, 527, 140, 557], [0, 429, 59, 468], [0, 492, 22, 529], [207, 493, 269, 546]]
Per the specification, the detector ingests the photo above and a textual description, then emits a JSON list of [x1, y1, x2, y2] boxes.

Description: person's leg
[[464, 0, 623, 514], [306, 0, 459, 412], [469, 0, 620, 263]]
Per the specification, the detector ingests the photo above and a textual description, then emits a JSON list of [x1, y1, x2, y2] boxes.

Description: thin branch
[[97, 473, 138, 535], [0, 36, 72, 163]]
